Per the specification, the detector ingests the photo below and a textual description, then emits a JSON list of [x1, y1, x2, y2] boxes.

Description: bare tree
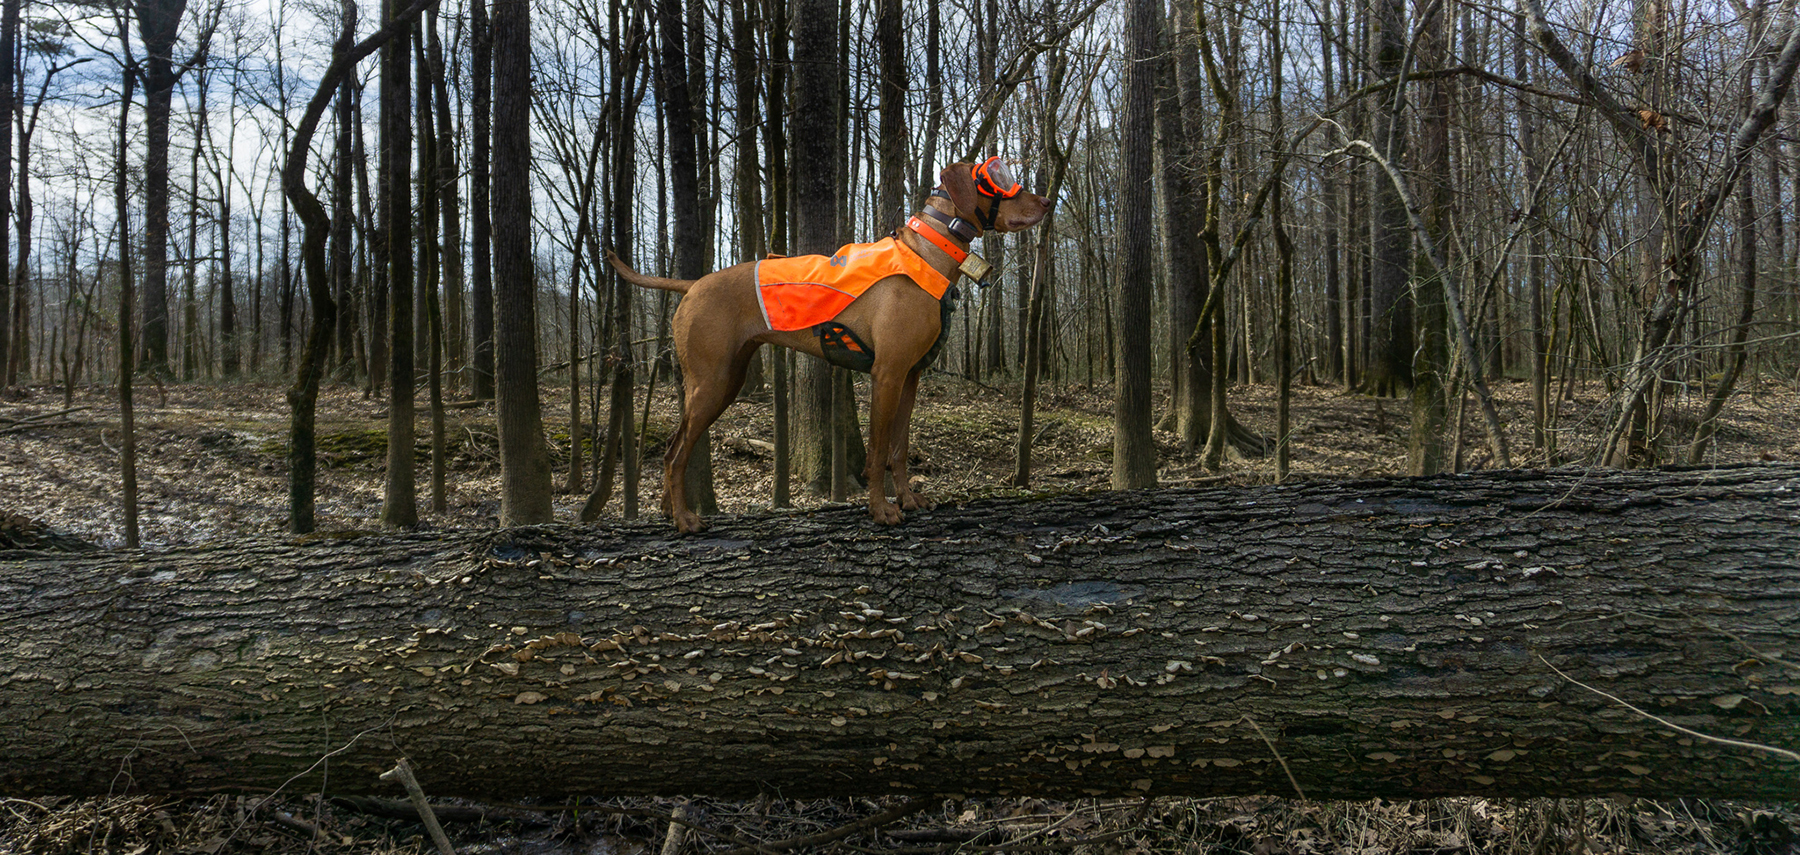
[[1111, 0, 1157, 490], [790, 0, 839, 496], [114, 32, 140, 548], [492, 0, 553, 524], [0, 0, 16, 387], [379, 0, 418, 528], [133, 0, 217, 376], [1362, 0, 1413, 398], [469, 0, 494, 401], [1521, 0, 1800, 467]]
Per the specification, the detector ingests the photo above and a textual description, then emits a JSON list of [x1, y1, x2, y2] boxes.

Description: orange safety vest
[[755, 236, 951, 332]]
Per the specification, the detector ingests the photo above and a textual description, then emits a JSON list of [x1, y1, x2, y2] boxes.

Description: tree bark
[[1112, 0, 1158, 490], [1363, 0, 1413, 397], [1158, 4, 1209, 453], [133, 0, 192, 376], [4, 465, 1796, 801], [0, 0, 14, 388], [379, 0, 418, 528], [491, 0, 553, 525], [468, 0, 495, 402], [791, 0, 840, 496], [655, 0, 717, 515]]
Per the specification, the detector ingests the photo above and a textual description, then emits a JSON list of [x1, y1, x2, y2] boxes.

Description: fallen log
[[2, 465, 1796, 801]]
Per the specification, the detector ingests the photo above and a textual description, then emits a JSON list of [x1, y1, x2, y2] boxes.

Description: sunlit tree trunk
[[1112, 0, 1158, 490], [1407, 0, 1452, 476], [1158, 4, 1207, 453]]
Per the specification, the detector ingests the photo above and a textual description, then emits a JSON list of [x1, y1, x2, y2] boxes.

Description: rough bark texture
[[133, 0, 190, 375], [1112, 0, 1158, 489], [2, 465, 1797, 801], [490, 0, 553, 524]]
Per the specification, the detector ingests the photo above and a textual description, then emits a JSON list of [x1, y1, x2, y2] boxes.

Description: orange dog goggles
[[972, 156, 1021, 198]]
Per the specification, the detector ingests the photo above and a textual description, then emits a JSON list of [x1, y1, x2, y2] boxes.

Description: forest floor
[[2, 372, 1798, 853]]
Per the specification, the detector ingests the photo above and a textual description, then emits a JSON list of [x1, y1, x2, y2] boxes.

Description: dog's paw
[[899, 492, 934, 512], [674, 511, 707, 534], [868, 499, 904, 526]]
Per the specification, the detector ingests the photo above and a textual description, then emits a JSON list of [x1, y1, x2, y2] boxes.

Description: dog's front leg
[[863, 365, 908, 525], [889, 368, 933, 512]]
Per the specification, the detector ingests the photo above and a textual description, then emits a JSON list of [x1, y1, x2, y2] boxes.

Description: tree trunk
[[1014, 45, 1078, 489], [1514, 12, 1548, 456], [0, 0, 14, 388], [492, 0, 553, 524], [133, 0, 190, 376], [115, 55, 140, 548], [469, 0, 495, 402], [1159, 4, 1209, 453], [3, 465, 1797, 802], [763, 0, 791, 508], [791, 0, 840, 496], [1363, 0, 1412, 397], [1112, 0, 1158, 490], [286, 0, 435, 534], [655, 0, 716, 515], [329, 52, 355, 383], [417, 28, 447, 514], [379, 0, 418, 528], [873, 0, 906, 229], [1407, 0, 1452, 476], [581, 0, 645, 523], [428, 13, 464, 389]]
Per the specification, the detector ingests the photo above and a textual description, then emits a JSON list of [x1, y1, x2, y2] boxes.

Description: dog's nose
[[1040, 194, 1056, 211]]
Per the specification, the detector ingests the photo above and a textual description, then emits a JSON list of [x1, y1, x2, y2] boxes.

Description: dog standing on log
[[607, 158, 1051, 533]]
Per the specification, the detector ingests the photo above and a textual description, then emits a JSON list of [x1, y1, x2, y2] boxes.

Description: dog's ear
[[939, 162, 980, 223]]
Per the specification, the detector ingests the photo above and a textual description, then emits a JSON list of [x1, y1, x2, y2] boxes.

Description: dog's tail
[[605, 248, 694, 294]]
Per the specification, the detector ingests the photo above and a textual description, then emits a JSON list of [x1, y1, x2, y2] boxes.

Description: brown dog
[[607, 160, 1051, 533]]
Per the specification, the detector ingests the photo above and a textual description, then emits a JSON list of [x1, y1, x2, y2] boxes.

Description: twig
[[660, 800, 688, 855], [227, 720, 391, 850], [1242, 715, 1309, 800], [0, 405, 94, 427], [269, 808, 326, 841], [381, 759, 457, 855], [1537, 654, 1800, 764]]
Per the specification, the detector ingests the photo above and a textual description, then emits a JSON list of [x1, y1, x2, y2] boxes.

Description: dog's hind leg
[[663, 342, 761, 533]]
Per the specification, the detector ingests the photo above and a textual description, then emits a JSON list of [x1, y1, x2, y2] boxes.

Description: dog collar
[[907, 215, 969, 263], [925, 191, 984, 242]]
